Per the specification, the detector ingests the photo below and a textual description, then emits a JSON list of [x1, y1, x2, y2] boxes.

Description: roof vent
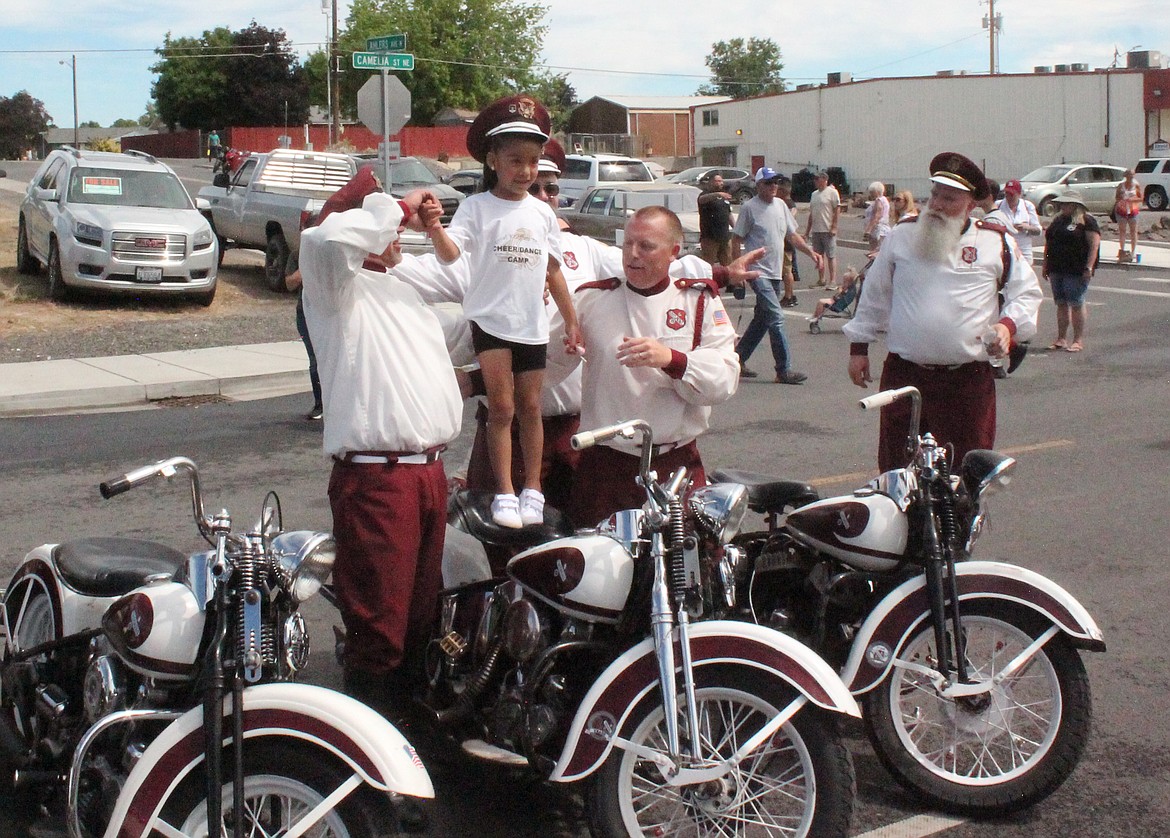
[[827, 71, 851, 86], [1054, 64, 1071, 73], [1034, 66, 1052, 73], [1071, 62, 1089, 72], [936, 69, 954, 77]]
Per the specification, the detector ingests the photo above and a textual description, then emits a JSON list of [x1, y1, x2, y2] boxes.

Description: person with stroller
[[808, 263, 864, 333]]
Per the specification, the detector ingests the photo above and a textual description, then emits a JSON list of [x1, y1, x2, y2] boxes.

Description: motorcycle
[[708, 386, 1105, 815], [397, 419, 862, 837], [0, 456, 432, 838]]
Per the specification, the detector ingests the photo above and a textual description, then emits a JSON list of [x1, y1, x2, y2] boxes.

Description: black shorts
[[470, 322, 547, 373]]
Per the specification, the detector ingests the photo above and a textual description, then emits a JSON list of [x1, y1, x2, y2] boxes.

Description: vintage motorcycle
[[0, 456, 432, 838], [708, 386, 1106, 815], [399, 419, 863, 837]]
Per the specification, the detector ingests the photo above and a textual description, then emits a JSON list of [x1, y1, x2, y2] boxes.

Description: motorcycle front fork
[[920, 482, 970, 685], [648, 533, 701, 767]]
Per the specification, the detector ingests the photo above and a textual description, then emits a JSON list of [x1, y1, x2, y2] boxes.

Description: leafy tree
[[139, 102, 160, 127], [0, 91, 52, 159], [339, 0, 548, 125], [112, 118, 140, 127], [79, 120, 101, 128], [531, 72, 577, 133], [151, 22, 308, 130], [697, 37, 785, 98]]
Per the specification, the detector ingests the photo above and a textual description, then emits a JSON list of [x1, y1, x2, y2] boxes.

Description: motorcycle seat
[[709, 469, 820, 514], [447, 489, 574, 548], [53, 537, 187, 598]]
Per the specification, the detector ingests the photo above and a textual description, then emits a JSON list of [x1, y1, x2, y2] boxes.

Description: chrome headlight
[[193, 226, 214, 248], [961, 450, 1016, 505], [270, 530, 336, 603], [689, 483, 749, 542]]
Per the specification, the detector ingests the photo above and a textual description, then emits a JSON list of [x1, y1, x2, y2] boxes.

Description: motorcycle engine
[[82, 654, 128, 724]]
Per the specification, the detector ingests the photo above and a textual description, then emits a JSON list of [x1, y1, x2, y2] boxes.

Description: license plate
[[135, 266, 163, 283]]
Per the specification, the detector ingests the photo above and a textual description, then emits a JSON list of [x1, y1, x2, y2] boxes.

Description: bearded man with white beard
[[844, 152, 1042, 472]]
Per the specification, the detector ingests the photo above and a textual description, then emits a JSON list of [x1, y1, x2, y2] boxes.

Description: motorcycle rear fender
[[3, 548, 121, 645], [102, 683, 434, 838], [548, 619, 860, 783], [841, 560, 1107, 695]]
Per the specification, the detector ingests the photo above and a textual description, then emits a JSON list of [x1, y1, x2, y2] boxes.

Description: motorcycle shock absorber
[[934, 458, 970, 684], [666, 497, 687, 606]]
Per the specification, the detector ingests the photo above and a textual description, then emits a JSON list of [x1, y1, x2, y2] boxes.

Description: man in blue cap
[[731, 167, 823, 384]]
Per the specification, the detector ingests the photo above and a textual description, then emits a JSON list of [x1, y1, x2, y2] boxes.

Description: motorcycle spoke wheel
[[865, 604, 1092, 814], [588, 676, 853, 837]]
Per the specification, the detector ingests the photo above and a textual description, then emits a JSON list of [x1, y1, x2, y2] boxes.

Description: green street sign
[[352, 52, 415, 71], [366, 34, 406, 52]]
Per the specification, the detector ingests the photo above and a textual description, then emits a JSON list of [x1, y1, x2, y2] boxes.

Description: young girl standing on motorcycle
[[428, 96, 581, 529]]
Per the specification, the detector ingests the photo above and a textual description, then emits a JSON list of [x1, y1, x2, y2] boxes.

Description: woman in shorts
[[1042, 190, 1101, 353]]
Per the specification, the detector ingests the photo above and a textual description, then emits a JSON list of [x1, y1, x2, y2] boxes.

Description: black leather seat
[[447, 489, 574, 548], [53, 537, 187, 598], [709, 469, 820, 514]]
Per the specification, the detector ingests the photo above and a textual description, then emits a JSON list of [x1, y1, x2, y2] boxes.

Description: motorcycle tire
[[586, 667, 855, 838], [159, 740, 412, 837], [864, 601, 1092, 815]]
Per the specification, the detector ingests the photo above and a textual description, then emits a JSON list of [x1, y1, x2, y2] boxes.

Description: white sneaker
[[491, 493, 523, 529], [519, 488, 545, 526]]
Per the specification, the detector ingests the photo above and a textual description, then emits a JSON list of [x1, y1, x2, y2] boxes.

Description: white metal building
[[692, 68, 1155, 198]]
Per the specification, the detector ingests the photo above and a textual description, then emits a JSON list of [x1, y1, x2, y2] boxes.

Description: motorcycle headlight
[[688, 483, 749, 542], [961, 450, 1016, 505], [270, 531, 336, 603]]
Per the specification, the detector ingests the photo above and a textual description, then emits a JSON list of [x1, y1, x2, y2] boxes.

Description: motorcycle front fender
[[102, 682, 433, 838], [548, 619, 859, 784], [840, 559, 1107, 695]]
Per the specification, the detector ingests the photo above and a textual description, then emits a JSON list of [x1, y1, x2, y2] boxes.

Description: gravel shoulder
[[0, 204, 300, 364]]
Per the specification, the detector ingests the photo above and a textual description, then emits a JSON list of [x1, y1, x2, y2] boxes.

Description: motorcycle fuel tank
[[785, 493, 908, 571], [507, 535, 633, 624], [102, 580, 205, 681]]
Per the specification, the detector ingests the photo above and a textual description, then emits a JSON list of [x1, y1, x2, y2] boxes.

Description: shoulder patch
[[576, 278, 622, 292], [673, 277, 720, 296], [975, 219, 1008, 234]]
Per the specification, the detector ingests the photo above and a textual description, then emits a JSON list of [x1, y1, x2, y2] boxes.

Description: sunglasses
[[528, 183, 560, 197]]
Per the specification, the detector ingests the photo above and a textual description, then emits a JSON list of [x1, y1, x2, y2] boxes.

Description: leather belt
[[893, 354, 978, 373], [333, 446, 444, 466]]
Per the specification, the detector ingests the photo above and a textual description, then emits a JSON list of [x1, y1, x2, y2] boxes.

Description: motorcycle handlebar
[[858, 386, 920, 412], [571, 420, 649, 451], [99, 457, 212, 541]]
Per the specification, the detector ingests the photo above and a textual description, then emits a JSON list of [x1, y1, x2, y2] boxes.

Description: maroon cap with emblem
[[466, 95, 551, 163], [538, 137, 567, 175], [928, 152, 990, 201]]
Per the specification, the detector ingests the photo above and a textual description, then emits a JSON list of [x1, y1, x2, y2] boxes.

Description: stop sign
[[357, 74, 411, 135]]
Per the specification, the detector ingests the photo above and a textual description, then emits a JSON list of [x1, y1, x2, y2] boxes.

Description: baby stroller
[[808, 255, 872, 334]]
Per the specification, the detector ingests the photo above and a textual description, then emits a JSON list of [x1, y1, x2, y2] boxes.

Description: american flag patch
[[712, 309, 729, 326], [404, 743, 424, 771]]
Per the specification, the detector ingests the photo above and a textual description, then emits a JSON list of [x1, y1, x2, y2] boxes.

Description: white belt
[[348, 453, 433, 465]]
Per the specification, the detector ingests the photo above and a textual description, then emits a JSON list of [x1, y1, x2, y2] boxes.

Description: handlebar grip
[[570, 420, 642, 451], [99, 477, 132, 499], [859, 386, 918, 411], [570, 429, 603, 451]]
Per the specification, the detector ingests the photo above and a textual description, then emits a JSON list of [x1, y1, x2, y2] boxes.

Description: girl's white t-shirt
[[445, 191, 563, 344]]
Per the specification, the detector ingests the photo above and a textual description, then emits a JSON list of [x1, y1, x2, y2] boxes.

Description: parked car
[[1133, 157, 1170, 210], [559, 182, 704, 253], [16, 148, 218, 305], [444, 168, 484, 196], [558, 153, 655, 206], [1017, 163, 1127, 217], [662, 166, 749, 190]]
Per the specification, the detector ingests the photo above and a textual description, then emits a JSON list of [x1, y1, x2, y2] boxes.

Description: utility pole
[[982, 0, 1003, 75], [331, 0, 341, 144], [322, 0, 332, 146]]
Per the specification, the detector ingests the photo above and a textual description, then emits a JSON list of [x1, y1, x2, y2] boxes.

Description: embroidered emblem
[[563, 250, 579, 270], [666, 309, 687, 331], [511, 98, 537, 120], [961, 246, 977, 264], [712, 308, 729, 326]]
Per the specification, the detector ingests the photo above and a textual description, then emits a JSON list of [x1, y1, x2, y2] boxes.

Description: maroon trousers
[[568, 441, 706, 528], [465, 402, 581, 512], [328, 458, 447, 677], [877, 353, 996, 473]]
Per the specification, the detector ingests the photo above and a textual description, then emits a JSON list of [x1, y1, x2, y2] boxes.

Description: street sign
[[357, 74, 411, 135], [366, 34, 406, 52], [352, 52, 415, 71]]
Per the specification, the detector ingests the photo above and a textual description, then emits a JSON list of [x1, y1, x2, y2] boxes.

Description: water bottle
[[983, 328, 1005, 369]]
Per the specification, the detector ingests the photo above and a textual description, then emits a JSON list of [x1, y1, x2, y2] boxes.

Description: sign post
[[353, 35, 411, 190]]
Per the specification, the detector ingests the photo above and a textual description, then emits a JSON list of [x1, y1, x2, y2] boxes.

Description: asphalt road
[[2, 257, 1169, 836]]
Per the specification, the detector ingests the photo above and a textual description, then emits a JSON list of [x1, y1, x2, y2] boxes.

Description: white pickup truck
[[199, 149, 463, 291]]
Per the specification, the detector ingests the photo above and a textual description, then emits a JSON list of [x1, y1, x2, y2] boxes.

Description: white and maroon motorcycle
[[711, 386, 1106, 816], [400, 419, 862, 838], [0, 456, 432, 838]]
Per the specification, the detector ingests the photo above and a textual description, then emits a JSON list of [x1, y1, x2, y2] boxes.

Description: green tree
[[697, 37, 785, 99], [339, 0, 548, 125], [151, 22, 308, 130], [531, 72, 577, 133], [112, 118, 141, 127], [0, 91, 52, 159], [79, 120, 101, 128]]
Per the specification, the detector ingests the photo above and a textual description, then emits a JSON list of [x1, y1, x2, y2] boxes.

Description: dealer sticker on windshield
[[82, 177, 123, 196]]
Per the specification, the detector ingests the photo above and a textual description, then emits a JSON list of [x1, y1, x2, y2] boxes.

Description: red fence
[[124, 125, 470, 160]]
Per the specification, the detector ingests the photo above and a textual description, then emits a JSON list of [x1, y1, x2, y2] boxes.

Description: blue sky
[[1, 0, 1165, 130]]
